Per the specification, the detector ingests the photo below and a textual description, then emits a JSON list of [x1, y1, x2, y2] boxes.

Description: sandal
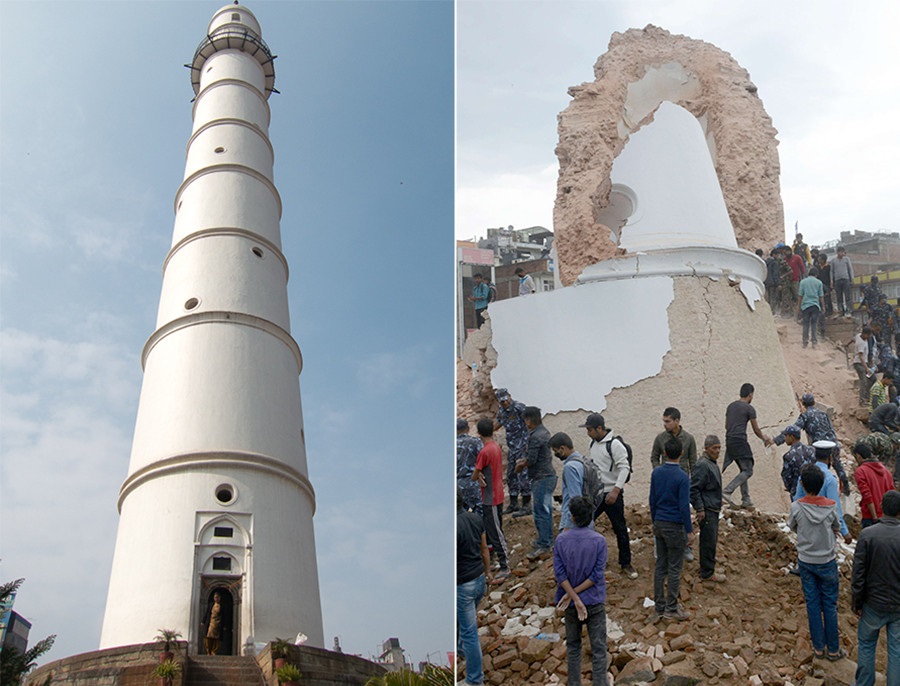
[[813, 649, 825, 660], [826, 648, 846, 661]]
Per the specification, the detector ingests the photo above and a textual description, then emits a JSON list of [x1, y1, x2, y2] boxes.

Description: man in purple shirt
[[554, 496, 608, 686]]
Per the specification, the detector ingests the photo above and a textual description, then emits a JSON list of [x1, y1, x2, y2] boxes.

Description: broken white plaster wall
[[489, 276, 674, 415], [488, 276, 797, 514]]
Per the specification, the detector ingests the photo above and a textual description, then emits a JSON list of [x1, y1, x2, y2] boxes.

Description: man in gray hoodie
[[789, 464, 844, 661]]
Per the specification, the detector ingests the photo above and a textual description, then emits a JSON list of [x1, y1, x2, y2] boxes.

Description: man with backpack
[[550, 432, 599, 532], [581, 413, 638, 579]]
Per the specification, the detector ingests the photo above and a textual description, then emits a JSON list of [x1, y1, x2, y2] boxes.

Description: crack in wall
[[699, 277, 714, 423]]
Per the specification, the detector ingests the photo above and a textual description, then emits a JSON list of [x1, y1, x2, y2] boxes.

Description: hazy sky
[[458, 1, 900, 247], [1, 0, 452, 667]]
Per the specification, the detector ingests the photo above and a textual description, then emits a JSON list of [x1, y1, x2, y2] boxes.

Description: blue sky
[[1, 0, 452, 667], [458, 1, 900, 246]]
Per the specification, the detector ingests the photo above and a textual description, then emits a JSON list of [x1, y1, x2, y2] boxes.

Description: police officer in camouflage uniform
[[861, 275, 884, 314], [772, 393, 850, 495], [457, 418, 483, 515], [494, 388, 532, 514], [869, 294, 894, 349], [775, 245, 794, 318], [858, 431, 900, 486]]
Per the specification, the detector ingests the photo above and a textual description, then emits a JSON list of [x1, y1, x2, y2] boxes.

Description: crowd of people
[[457, 382, 900, 686]]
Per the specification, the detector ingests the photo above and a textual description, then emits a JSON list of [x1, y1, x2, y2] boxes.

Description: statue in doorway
[[204, 591, 223, 655]]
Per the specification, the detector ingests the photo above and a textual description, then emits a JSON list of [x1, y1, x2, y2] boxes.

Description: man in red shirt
[[472, 418, 511, 582], [853, 441, 896, 528], [786, 245, 807, 319]]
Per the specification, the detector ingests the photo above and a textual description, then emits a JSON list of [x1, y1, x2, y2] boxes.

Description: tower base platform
[[26, 642, 386, 686]]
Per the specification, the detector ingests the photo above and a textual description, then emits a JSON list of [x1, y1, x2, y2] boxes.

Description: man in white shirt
[[514, 267, 536, 296]]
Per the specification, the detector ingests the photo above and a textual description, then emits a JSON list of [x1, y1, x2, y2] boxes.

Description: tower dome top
[[209, 3, 261, 36], [190, 3, 276, 98]]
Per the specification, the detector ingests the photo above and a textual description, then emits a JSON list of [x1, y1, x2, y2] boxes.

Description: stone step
[[185, 655, 266, 686]]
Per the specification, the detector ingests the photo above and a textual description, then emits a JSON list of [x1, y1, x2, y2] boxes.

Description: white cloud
[[456, 165, 557, 240]]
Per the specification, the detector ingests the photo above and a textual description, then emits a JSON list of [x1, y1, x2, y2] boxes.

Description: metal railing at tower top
[[188, 24, 278, 97]]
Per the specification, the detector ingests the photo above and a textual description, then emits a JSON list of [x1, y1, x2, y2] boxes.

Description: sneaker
[[701, 573, 726, 583], [526, 547, 550, 560], [512, 508, 532, 518], [722, 492, 737, 508], [663, 608, 691, 621], [741, 501, 755, 510], [492, 568, 510, 583], [622, 565, 638, 579], [683, 549, 694, 562]]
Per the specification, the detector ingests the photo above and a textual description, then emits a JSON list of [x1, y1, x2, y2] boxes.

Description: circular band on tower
[[189, 25, 276, 97], [142, 310, 303, 373], [117, 450, 317, 513], [174, 164, 282, 218], [164, 228, 289, 280]]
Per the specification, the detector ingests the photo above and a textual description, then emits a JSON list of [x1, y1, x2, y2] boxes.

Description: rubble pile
[[469, 504, 888, 685]]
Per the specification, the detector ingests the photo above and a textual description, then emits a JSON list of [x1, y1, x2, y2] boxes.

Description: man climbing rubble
[[722, 383, 773, 510]]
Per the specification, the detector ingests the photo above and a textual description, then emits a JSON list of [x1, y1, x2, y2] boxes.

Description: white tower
[[100, 3, 324, 652]]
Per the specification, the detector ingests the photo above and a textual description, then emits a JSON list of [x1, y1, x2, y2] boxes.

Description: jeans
[[855, 605, 900, 686], [564, 603, 607, 686], [456, 574, 486, 685], [724, 457, 754, 505], [798, 559, 839, 653], [802, 306, 820, 345], [834, 278, 851, 316], [532, 475, 557, 549], [594, 490, 632, 567], [698, 509, 720, 579], [653, 520, 686, 613]]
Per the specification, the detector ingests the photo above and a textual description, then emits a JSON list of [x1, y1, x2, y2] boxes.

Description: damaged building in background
[[458, 25, 801, 514]]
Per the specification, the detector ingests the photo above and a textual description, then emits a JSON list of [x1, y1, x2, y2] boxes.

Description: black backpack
[[569, 455, 603, 510], [598, 435, 633, 484]]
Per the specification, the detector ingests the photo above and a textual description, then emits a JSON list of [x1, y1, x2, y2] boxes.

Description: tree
[[0, 579, 56, 686]]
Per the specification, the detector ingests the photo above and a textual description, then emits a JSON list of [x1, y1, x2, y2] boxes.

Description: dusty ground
[[461, 316, 893, 685]]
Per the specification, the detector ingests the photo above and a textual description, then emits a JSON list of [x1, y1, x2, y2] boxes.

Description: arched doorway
[[198, 578, 240, 655]]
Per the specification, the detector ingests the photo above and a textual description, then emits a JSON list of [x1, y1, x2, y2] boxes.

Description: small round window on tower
[[252, 247, 264, 258], [214, 146, 226, 154], [185, 297, 200, 310], [215, 484, 235, 504]]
